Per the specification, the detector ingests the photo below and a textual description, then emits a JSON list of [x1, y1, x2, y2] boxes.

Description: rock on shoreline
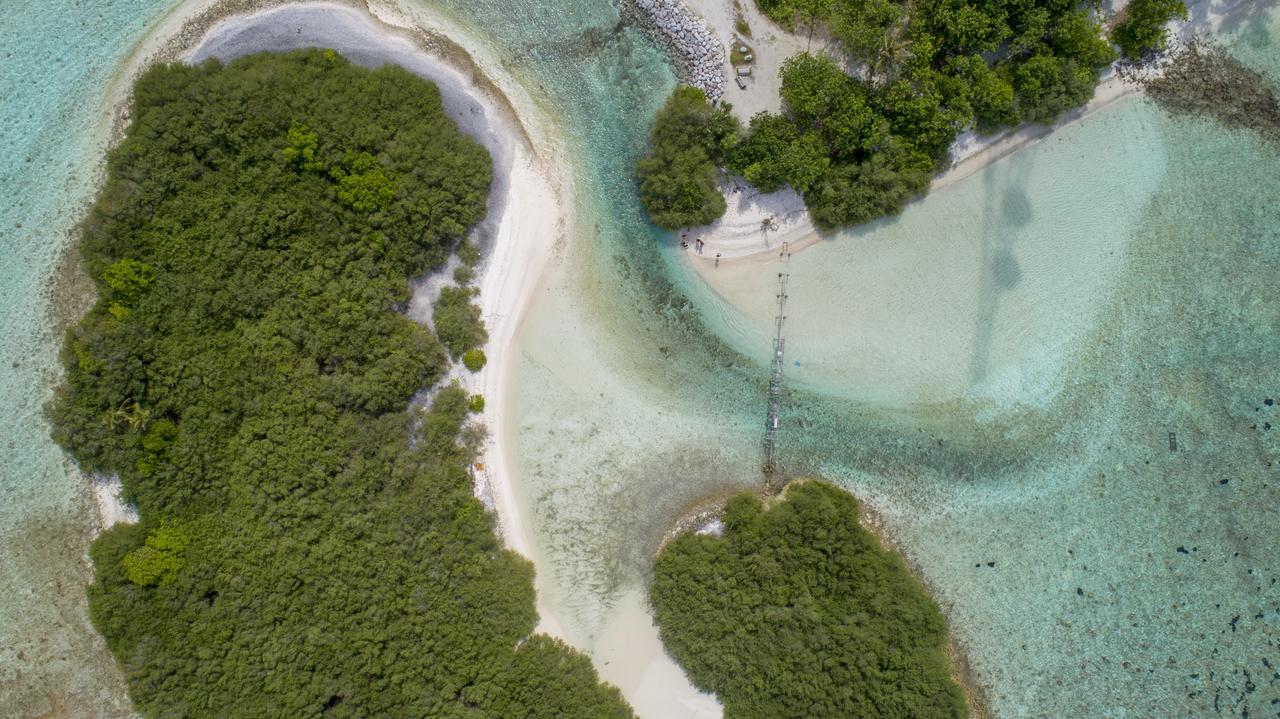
[[621, 0, 726, 103]]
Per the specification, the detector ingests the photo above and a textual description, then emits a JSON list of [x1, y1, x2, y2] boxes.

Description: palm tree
[[105, 399, 150, 432]]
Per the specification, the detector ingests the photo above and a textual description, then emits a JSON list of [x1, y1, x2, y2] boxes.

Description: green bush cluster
[[636, 86, 738, 229], [121, 522, 189, 587], [639, 0, 1117, 230], [1111, 0, 1188, 59], [52, 49, 632, 718], [434, 285, 487, 359], [651, 481, 967, 719], [462, 348, 488, 372]]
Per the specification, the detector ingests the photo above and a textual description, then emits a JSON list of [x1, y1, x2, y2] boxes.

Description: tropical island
[[43, 9, 986, 715], [52, 49, 630, 717], [653, 481, 971, 718], [637, 0, 1189, 230], [5, 0, 1280, 718]]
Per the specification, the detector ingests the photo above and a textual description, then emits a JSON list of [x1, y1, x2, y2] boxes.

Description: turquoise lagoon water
[[500, 5, 1280, 717], [2, 1, 1279, 718]]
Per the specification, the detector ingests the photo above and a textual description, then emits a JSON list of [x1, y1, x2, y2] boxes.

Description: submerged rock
[[1133, 38, 1280, 145]]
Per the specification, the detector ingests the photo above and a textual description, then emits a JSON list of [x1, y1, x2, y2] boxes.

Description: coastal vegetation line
[[637, 0, 1189, 230], [50, 49, 631, 717]]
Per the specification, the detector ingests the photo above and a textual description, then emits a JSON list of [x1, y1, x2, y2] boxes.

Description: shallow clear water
[[3, 0, 1279, 717], [672, 98, 1169, 411], [0, 2, 179, 714], [502, 6, 1280, 717], [784, 102, 1280, 716]]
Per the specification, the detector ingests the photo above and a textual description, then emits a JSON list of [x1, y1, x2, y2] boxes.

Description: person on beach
[[695, 238, 704, 254], [715, 252, 721, 267]]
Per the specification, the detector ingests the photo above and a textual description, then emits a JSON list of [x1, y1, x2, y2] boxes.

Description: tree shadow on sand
[[969, 160, 1032, 387]]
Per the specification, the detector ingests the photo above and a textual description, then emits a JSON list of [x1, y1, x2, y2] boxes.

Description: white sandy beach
[[90, 476, 139, 530], [678, 73, 1140, 266]]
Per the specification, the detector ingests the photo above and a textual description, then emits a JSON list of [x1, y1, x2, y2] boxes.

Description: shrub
[[332, 151, 397, 212], [121, 523, 189, 587], [101, 258, 155, 305], [462, 348, 487, 372], [1112, 0, 1188, 59], [282, 121, 323, 170], [469, 394, 486, 412], [456, 239, 482, 266], [636, 86, 738, 229], [434, 285, 488, 358]]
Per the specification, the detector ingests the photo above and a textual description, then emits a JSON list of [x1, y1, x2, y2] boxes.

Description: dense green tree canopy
[[52, 49, 632, 718], [651, 481, 968, 719], [1112, 0, 1188, 59], [636, 86, 738, 229]]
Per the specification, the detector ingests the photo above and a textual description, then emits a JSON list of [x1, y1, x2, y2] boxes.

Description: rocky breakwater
[[622, 0, 726, 103]]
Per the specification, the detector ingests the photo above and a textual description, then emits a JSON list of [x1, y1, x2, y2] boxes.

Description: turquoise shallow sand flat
[[2, 1, 1279, 718], [786, 103, 1280, 717]]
